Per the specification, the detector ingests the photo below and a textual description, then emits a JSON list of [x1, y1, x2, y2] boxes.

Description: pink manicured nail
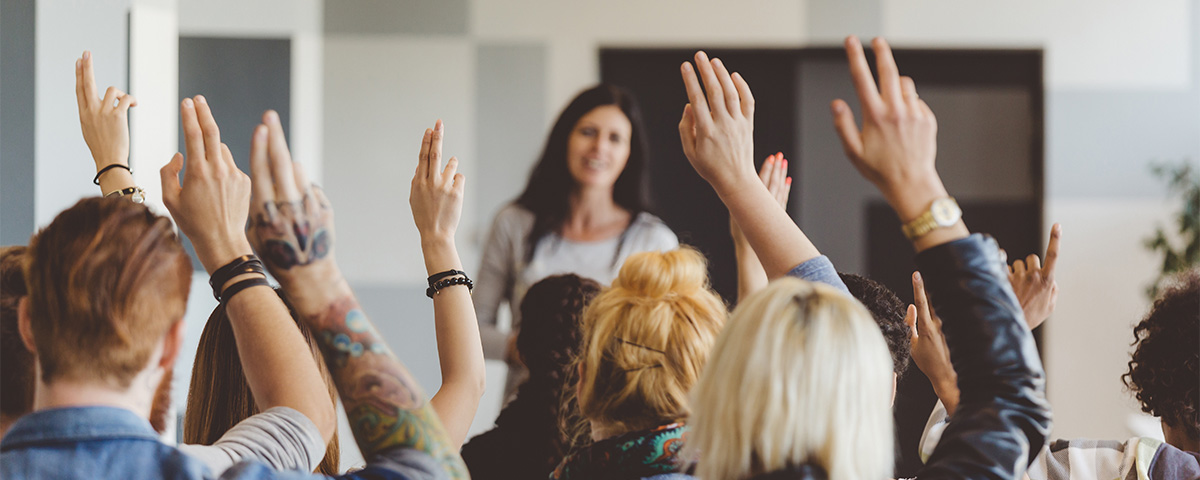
[[785, 177, 792, 185]]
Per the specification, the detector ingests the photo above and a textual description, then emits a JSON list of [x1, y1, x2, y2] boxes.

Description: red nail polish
[[785, 177, 792, 185]]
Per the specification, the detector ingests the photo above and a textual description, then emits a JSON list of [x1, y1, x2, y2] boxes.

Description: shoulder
[[628, 213, 678, 247], [487, 204, 534, 239]]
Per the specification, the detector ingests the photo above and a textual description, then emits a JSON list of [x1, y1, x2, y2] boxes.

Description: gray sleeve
[[784, 256, 850, 294], [474, 207, 520, 360], [179, 406, 325, 475]]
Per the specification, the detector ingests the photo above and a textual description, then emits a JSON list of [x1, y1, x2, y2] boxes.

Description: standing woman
[[475, 84, 678, 367]]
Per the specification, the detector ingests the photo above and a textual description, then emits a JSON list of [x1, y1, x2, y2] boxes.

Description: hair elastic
[[93, 164, 131, 185]]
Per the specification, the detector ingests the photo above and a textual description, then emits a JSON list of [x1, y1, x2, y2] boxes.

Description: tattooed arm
[[247, 113, 469, 479]]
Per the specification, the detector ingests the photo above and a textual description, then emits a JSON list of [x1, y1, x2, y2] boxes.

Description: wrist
[[879, 169, 947, 222], [420, 238, 463, 275], [197, 240, 255, 275]]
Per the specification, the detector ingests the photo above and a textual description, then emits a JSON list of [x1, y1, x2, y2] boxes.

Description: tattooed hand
[[246, 110, 342, 307]]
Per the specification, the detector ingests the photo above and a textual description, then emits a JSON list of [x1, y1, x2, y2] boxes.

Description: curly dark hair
[[839, 273, 911, 376], [461, 274, 602, 480], [1123, 269, 1199, 441]]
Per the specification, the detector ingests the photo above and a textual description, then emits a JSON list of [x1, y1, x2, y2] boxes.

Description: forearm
[[97, 168, 136, 197], [424, 239, 486, 447], [733, 234, 768, 303], [304, 284, 468, 479], [224, 279, 337, 443], [715, 175, 820, 279]]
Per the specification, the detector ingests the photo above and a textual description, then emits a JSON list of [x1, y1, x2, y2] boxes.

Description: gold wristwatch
[[901, 197, 961, 240]]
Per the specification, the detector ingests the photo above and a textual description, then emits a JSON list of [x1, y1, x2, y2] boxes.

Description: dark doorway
[[601, 47, 1043, 477]]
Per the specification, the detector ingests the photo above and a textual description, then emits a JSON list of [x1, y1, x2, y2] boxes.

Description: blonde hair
[[685, 277, 895, 480], [574, 247, 727, 436]]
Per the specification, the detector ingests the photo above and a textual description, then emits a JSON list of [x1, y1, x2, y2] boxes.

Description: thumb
[[831, 99, 863, 161], [160, 153, 184, 208], [678, 103, 698, 158], [904, 304, 918, 341]]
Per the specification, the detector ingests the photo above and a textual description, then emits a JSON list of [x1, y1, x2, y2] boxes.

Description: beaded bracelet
[[425, 275, 473, 298], [427, 269, 467, 286]]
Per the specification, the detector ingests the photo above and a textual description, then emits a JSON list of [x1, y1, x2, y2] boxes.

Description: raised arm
[[731, 153, 791, 302], [75, 51, 137, 197], [161, 100, 336, 446], [417, 120, 486, 447], [829, 35, 1050, 479], [245, 113, 468, 479], [677, 52, 821, 279]]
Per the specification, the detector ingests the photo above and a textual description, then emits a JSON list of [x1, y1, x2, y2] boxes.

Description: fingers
[[843, 36, 883, 113], [81, 51, 98, 109], [775, 155, 788, 196], [904, 304, 918, 341], [912, 271, 936, 336], [1025, 253, 1041, 272], [900, 76, 920, 111], [443, 156, 460, 182], [781, 175, 792, 206], [428, 120, 444, 181], [116, 93, 137, 112], [262, 110, 300, 200], [160, 153, 184, 206], [417, 128, 433, 179], [103, 87, 120, 110], [220, 143, 238, 171], [680, 62, 713, 131], [711, 58, 741, 118], [180, 98, 206, 166], [1044, 223, 1062, 281], [758, 154, 775, 184], [75, 58, 88, 112], [872, 37, 903, 107], [693, 51, 728, 117], [1012, 258, 1026, 277], [831, 100, 864, 160], [732, 72, 754, 118], [249, 125, 275, 203], [192, 96, 224, 170]]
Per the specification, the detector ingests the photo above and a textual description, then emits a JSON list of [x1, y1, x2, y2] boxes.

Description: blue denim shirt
[[785, 255, 850, 295], [1, 406, 443, 480]]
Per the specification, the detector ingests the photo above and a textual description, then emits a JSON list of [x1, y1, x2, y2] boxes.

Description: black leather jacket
[[750, 234, 1052, 480]]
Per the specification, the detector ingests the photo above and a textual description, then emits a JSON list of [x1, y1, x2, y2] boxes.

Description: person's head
[[1, 246, 33, 436], [20, 197, 191, 398], [515, 84, 652, 261], [839, 273, 912, 379], [1123, 269, 1199, 446], [185, 289, 340, 474], [574, 247, 726, 437], [686, 277, 895, 480], [505, 274, 601, 467]]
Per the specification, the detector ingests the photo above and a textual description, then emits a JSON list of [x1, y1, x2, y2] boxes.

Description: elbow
[[313, 401, 338, 444]]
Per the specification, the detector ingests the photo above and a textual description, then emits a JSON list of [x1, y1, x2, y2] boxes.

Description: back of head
[[1124, 269, 1200, 442], [687, 277, 895, 480], [26, 197, 192, 388], [838, 273, 912, 375], [185, 289, 340, 474], [518, 274, 601, 377], [575, 247, 726, 435], [1, 246, 34, 423]]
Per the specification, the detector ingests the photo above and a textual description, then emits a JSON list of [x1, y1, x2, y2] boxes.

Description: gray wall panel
[[474, 43, 547, 230], [325, 0, 469, 35], [2, 0, 36, 245]]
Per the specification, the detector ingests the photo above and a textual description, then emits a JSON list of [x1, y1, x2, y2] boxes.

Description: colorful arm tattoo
[[312, 295, 469, 479]]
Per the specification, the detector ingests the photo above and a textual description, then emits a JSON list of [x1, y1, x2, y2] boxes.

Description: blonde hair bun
[[611, 248, 709, 298]]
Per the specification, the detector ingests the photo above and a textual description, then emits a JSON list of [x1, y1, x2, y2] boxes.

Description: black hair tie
[[93, 164, 131, 185]]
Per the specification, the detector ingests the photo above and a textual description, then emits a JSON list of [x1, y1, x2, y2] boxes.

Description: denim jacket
[[1, 406, 442, 480]]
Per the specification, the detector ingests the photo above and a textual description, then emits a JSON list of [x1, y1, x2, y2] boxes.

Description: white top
[[178, 406, 326, 475], [473, 204, 679, 359]]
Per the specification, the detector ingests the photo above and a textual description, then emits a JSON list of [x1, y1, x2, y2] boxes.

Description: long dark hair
[[514, 84, 652, 262]]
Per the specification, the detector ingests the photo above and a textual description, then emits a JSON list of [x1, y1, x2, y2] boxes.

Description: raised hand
[[245, 110, 339, 310], [732, 153, 793, 301], [1004, 223, 1061, 330], [76, 51, 137, 194], [159, 96, 253, 273], [831, 36, 965, 251], [907, 271, 960, 415], [410, 120, 465, 253], [678, 51, 756, 191]]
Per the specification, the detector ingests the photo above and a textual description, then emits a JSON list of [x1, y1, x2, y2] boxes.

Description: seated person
[[676, 36, 1051, 477], [919, 268, 1200, 479], [461, 274, 602, 479], [550, 248, 726, 480], [1, 83, 469, 478]]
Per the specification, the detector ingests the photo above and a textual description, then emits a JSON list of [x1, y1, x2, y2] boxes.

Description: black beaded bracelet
[[426, 275, 473, 298], [209, 255, 266, 300], [220, 276, 271, 303], [427, 269, 467, 286], [93, 164, 131, 185]]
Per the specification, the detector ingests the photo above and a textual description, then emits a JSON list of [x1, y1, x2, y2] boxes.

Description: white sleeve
[[918, 400, 951, 464], [179, 406, 325, 475], [474, 207, 520, 360]]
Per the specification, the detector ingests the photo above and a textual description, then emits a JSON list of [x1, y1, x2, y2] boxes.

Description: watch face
[[930, 198, 962, 226]]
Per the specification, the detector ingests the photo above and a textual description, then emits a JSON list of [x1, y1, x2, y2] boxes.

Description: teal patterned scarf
[[550, 422, 688, 480]]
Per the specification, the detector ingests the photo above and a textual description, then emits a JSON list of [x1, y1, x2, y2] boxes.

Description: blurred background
[[2, 0, 1197, 475]]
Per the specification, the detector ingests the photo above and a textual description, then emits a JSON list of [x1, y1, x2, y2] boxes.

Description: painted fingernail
[[785, 177, 792, 185], [782, 160, 788, 169], [182, 98, 193, 108], [196, 95, 207, 104]]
